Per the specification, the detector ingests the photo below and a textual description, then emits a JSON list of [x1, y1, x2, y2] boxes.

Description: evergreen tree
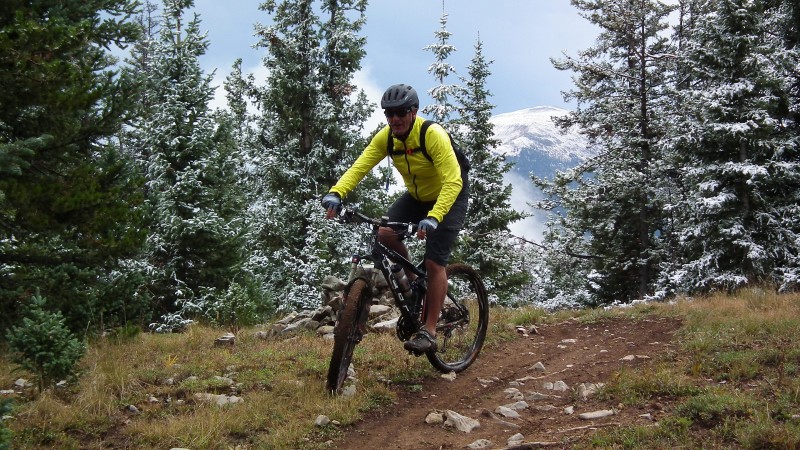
[[785, 0, 800, 127], [5, 293, 86, 393], [660, 0, 800, 293], [539, 0, 677, 305], [452, 38, 528, 303], [121, 1, 161, 152], [223, 59, 278, 308], [423, 3, 461, 126], [218, 59, 276, 307], [522, 220, 593, 309], [250, 0, 379, 310], [129, 0, 251, 326], [0, 0, 146, 333], [779, 0, 800, 288]]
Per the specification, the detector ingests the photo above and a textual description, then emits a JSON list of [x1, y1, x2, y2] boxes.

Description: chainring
[[396, 315, 416, 341]]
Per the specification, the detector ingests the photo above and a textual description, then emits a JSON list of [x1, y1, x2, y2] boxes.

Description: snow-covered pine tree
[[451, 37, 528, 304], [215, 59, 278, 315], [778, 0, 800, 288], [774, 0, 800, 290], [522, 219, 592, 309], [422, 3, 461, 126], [125, 0, 161, 114], [659, 0, 800, 293], [784, 0, 800, 128], [0, 0, 145, 334], [131, 0, 251, 328], [539, 0, 677, 305], [250, 0, 381, 310]]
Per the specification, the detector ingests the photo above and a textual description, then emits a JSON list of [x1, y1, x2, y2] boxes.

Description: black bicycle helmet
[[381, 84, 419, 109]]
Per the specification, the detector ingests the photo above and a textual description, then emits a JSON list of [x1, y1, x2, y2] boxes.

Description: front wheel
[[427, 263, 489, 373], [326, 279, 370, 394]]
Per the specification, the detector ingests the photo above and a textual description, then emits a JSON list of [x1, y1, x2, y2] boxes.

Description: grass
[[1, 321, 477, 449], [3, 289, 800, 448], [575, 289, 800, 449]]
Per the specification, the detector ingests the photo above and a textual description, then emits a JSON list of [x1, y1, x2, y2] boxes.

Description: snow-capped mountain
[[490, 106, 592, 180], [489, 106, 593, 240]]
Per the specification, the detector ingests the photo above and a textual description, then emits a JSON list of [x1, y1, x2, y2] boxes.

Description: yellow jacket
[[330, 116, 463, 222]]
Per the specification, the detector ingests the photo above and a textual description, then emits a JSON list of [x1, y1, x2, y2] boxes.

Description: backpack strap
[[420, 120, 469, 171], [387, 121, 435, 160], [417, 120, 435, 163], [387, 120, 469, 171]]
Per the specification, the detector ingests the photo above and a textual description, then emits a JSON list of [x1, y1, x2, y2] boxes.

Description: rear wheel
[[427, 263, 489, 373], [326, 279, 370, 394]]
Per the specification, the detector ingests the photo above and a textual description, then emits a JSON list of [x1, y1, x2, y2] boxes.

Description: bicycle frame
[[341, 209, 427, 336], [327, 205, 489, 394]]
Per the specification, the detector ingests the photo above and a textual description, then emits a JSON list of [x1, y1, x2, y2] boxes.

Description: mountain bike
[[326, 207, 489, 394]]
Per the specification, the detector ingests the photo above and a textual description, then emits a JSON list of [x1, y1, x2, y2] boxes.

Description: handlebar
[[336, 207, 418, 237]]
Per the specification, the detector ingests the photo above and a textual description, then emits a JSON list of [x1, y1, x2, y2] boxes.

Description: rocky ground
[[333, 315, 682, 450]]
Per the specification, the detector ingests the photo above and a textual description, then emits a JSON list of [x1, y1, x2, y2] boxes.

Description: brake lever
[[336, 207, 349, 223]]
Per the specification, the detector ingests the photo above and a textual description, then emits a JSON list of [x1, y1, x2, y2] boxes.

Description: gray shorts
[[386, 172, 469, 266]]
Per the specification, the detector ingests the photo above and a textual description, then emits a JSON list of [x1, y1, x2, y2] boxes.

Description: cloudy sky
[[191, 0, 599, 126], [182, 0, 601, 239]]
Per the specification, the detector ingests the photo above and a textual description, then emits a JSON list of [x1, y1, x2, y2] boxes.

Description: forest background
[[0, 0, 798, 377]]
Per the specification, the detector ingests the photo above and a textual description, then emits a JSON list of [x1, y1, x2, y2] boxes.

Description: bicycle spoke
[[427, 264, 488, 373], [327, 279, 369, 394]]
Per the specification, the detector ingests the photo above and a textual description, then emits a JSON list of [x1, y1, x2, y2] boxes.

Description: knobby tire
[[426, 263, 489, 373], [326, 278, 370, 394]]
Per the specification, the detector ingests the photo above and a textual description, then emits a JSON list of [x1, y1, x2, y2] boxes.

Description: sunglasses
[[384, 108, 411, 118]]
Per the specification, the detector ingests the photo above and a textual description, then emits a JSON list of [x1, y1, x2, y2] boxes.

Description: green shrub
[[5, 293, 86, 392], [204, 279, 264, 334], [0, 397, 11, 450], [675, 391, 756, 429]]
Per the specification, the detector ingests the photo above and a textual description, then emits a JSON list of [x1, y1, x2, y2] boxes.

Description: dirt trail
[[334, 316, 682, 449]]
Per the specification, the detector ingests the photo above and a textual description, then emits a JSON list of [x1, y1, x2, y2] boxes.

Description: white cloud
[[352, 66, 386, 134], [505, 171, 546, 242], [209, 71, 228, 112]]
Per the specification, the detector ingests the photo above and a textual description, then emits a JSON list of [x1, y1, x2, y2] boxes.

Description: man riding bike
[[322, 83, 470, 354]]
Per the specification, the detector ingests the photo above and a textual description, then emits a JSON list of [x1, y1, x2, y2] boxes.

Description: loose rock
[[495, 406, 520, 419], [526, 391, 556, 401], [467, 439, 493, 449], [480, 409, 521, 429], [507, 433, 525, 446], [543, 380, 569, 392], [577, 382, 605, 400], [504, 387, 523, 400], [530, 361, 546, 372], [441, 371, 457, 381], [503, 401, 529, 411], [444, 410, 480, 433], [314, 415, 331, 427], [193, 393, 243, 406], [425, 410, 445, 424], [214, 333, 236, 346], [533, 405, 558, 412], [578, 409, 615, 420]]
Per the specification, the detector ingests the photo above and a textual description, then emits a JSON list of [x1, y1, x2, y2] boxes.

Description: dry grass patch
[[2, 321, 449, 449], [584, 289, 800, 449]]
